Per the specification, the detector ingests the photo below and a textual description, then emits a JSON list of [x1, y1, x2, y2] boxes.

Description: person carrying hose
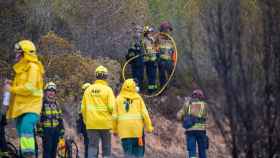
[[4, 40, 45, 158], [143, 25, 159, 94], [157, 21, 176, 89]]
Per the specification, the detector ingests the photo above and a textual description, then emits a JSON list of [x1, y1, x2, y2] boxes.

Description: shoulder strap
[[187, 100, 192, 114], [198, 102, 206, 118]]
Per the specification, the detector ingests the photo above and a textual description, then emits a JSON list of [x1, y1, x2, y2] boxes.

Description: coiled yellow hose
[[122, 32, 178, 98]]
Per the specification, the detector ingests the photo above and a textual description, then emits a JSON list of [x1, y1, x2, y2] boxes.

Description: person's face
[[46, 90, 56, 98], [162, 27, 172, 33], [15, 51, 23, 62]]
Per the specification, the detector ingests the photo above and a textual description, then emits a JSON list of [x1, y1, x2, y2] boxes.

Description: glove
[[146, 126, 154, 133]]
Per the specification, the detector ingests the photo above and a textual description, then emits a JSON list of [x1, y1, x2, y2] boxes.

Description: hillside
[[1, 0, 280, 158]]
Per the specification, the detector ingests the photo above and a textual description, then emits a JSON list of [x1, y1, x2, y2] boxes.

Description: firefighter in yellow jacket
[[4, 40, 44, 158], [113, 79, 153, 158], [81, 65, 115, 158]]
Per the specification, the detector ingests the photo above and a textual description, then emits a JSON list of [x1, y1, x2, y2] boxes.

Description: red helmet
[[192, 89, 205, 99], [160, 21, 173, 32]]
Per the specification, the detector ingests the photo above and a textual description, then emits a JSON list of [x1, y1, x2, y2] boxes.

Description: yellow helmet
[[95, 65, 108, 74], [44, 81, 57, 91], [15, 40, 36, 54], [14, 40, 38, 62], [122, 79, 137, 92], [143, 25, 154, 33], [82, 83, 91, 90]]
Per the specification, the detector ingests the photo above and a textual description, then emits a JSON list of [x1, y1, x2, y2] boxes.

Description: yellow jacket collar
[[94, 80, 108, 85], [24, 52, 38, 62], [13, 59, 29, 74], [13, 58, 45, 74], [120, 90, 141, 99]]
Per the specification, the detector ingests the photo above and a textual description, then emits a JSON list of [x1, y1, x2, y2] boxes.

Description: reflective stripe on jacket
[[143, 37, 158, 62], [158, 35, 174, 61], [177, 99, 207, 131], [81, 80, 115, 129], [113, 79, 153, 139], [39, 100, 64, 129]]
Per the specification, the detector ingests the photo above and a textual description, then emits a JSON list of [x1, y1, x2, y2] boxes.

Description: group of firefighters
[[126, 21, 176, 93], [0, 21, 208, 158]]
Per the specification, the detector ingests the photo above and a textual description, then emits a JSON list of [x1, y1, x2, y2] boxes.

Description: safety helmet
[[192, 89, 205, 99], [143, 25, 155, 34], [95, 65, 108, 74], [159, 21, 173, 32], [45, 81, 57, 91], [95, 65, 108, 79], [82, 83, 91, 90], [122, 79, 137, 92], [14, 40, 38, 62], [14, 40, 36, 53]]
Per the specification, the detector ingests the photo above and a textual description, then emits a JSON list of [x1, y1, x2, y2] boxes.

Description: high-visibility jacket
[[81, 80, 115, 129], [38, 99, 64, 136], [7, 58, 44, 119], [158, 34, 175, 62], [177, 98, 207, 131], [113, 79, 153, 139], [143, 37, 158, 62]]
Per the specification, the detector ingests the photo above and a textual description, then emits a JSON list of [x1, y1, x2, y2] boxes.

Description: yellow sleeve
[[10, 64, 41, 96], [140, 97, 153, 132], [112, 99, 118, 133], [107, 88, 115, 113]]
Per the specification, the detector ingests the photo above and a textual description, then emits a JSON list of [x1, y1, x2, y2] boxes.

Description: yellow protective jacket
[[113, 79, 153, 139], [7, 57, 45, 119], [81, 80, 115, 129]]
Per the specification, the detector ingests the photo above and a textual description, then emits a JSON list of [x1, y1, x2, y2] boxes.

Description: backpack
[[182, 100, 206, 129], [182, 115, 197, 129]]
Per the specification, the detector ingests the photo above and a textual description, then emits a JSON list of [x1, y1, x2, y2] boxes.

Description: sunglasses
[[46, 89, 56, 92]]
